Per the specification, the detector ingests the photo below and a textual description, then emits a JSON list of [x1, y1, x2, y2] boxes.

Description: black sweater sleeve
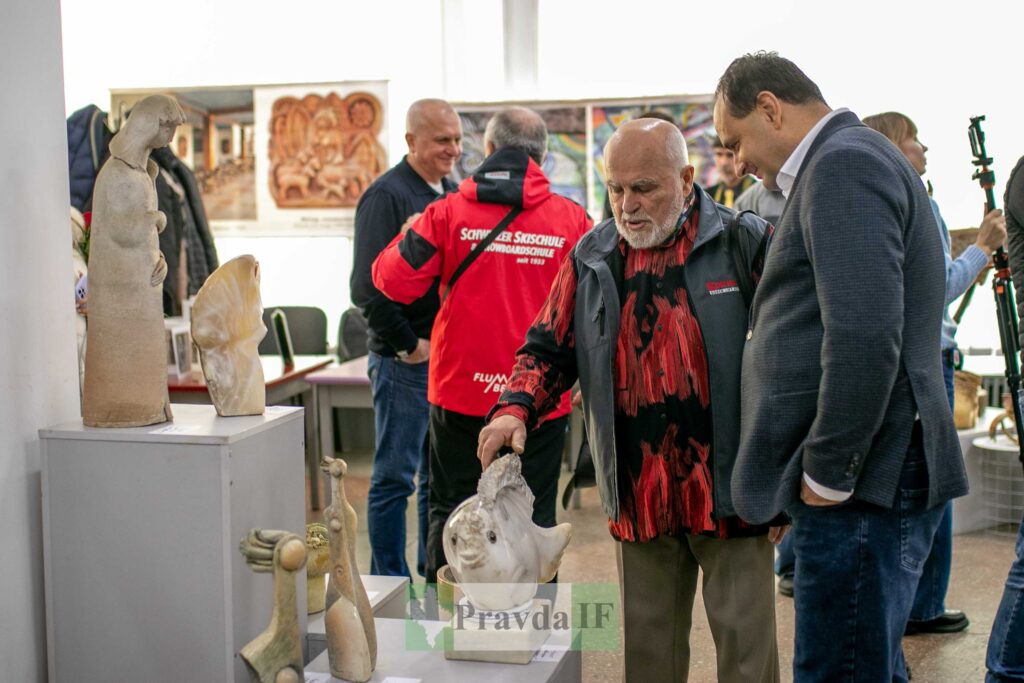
[[350, 187, 419, 355]]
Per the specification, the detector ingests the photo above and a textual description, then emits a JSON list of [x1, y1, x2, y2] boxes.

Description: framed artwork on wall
[[454, 94, 717, 220], [112, 80, 389, 236]]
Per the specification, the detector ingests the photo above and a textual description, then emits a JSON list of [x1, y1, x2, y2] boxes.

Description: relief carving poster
[[254, 81, 388, 235]]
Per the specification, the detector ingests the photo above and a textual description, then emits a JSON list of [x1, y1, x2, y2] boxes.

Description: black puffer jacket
[[66, 104, 113, 211], [151, 147, 219, 296]]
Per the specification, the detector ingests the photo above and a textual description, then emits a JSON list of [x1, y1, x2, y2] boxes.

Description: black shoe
[[904, 609, 969, 635], [778, 574, 794, 598]]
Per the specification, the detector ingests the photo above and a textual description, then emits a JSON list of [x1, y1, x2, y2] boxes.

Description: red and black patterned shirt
[[494, 194, 766, 542]]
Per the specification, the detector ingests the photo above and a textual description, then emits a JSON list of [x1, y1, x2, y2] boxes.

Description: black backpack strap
[[443, 205, 523, 302], [724, 209, 772, 308], [724, 209, 756, 307]]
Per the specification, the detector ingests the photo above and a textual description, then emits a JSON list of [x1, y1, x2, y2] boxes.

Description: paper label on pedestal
[[148, 424, 201, 435], [532, 644, 569, 662], [304, 673, 332, 683]]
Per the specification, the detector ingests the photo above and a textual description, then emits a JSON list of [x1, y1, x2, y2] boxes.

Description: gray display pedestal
[[40, 404, 307, 683], [306, 617, 582, 683]]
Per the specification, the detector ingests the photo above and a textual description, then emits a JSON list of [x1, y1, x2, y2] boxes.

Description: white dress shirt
[[776, 108, 849, 200]]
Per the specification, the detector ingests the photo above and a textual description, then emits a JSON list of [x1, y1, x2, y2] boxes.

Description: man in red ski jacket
[[373, 106, 591, 582]]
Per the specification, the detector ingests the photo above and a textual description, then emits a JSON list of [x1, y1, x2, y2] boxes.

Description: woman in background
[[863, 111, 1006, 636]]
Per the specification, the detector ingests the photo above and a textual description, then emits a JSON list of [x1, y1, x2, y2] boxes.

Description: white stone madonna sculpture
[[81, 94, 185, 427], [191, 255, 266, 416], [443, 453, 572, 612]]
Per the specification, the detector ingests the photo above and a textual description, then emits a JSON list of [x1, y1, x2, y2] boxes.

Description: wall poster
[[453, 95, 716, 221], [112, 80, 388, 236], [590, 98, 716, 217], [254, 81, 388, 236], [452, 105, 588, 208]]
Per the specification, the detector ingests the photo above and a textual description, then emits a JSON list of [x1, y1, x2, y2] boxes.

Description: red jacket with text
[[372, 147, 592, 417]]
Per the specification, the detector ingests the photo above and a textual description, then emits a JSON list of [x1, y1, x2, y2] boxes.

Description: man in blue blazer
[[713, 52, 968, 682]]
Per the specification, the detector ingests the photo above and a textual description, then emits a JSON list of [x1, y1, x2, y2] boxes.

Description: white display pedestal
[[954, 407, 1008, 535], [40, 404, 307, 683], [972, 433, 1024, 538]]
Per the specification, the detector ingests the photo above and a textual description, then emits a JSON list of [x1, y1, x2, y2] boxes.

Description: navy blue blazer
[[732, 111, 968, 524]]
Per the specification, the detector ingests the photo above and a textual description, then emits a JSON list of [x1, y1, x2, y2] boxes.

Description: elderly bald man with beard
[[478, 119, 782, 682]]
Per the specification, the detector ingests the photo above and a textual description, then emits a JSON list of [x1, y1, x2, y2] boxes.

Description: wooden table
[[169, 354, 334, 509], [308, 356, 585, 508]]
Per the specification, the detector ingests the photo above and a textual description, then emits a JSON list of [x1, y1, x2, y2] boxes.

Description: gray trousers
[[617, 533, 779, 683]]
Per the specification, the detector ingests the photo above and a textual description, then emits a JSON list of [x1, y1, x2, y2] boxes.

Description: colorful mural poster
[[591, 100, 716, 214], [453, 106, 588, 207]]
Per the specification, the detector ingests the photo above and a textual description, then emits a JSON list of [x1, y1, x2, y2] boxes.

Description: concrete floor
[[307, 447, 1019, 683]]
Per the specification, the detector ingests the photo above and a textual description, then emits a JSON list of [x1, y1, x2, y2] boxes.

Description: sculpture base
[[307, 572, 327, 614], [443, 598, 551, 665]]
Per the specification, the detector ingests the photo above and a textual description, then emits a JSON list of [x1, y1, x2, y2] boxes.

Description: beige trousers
[[617, 533, 779, 683]]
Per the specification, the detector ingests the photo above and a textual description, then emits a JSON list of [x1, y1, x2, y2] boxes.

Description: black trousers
[[424, 405, 567, 584]]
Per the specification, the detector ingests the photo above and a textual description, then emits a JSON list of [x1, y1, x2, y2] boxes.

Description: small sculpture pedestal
[[443, 598, 552, 665]]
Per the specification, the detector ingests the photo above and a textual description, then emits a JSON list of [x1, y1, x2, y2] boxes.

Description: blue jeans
[[908, 355, 957, 621], [789, 427, 945, 682], [366, 351, 430, 578], [987, 514, 1024, 681]]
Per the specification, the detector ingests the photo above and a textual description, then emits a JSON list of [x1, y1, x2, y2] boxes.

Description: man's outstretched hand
[[477, 414, 527, 469]]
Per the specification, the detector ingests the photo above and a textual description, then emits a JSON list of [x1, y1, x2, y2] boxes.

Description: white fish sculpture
[[442, 454, 572, 612]]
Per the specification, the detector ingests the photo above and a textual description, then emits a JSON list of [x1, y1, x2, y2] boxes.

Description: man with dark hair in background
[[989, 153, 1024, 682], [706, 135, 757, 208], [372, 107, 591, 584], [350, 98, 462, 579], [734, 179, 785, 227], [714, 52, 966, 681]]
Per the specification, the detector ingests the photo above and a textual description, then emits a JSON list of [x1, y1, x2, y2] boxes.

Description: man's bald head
[[484, 106, 548, 164], [406, 99, 457, 135], [604, 119, 695, 250], [604, 119, 688, 172], [404, 98, 462, 184]]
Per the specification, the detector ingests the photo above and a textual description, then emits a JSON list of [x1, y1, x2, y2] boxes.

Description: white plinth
[[41, 404, 307, 683], [954, 407, 1005, 535], [444, 599, 552, 664]]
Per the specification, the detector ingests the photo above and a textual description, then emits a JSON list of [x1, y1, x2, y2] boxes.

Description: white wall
[[536, 0, 1024, 234], [1, 0, 81, 679], [60, 0, 465, 338], [58, 0, 1024, 351]]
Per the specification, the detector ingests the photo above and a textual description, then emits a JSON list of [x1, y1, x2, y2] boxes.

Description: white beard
[[615, 192, 687, 249]]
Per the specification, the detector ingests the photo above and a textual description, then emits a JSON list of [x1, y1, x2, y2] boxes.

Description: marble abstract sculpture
[[238, 529, 306, 683], [191, 255, 267, 416], [443, 454, 572, 612], [82, 94, 185, 427], [322, 457, 377, 682]]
